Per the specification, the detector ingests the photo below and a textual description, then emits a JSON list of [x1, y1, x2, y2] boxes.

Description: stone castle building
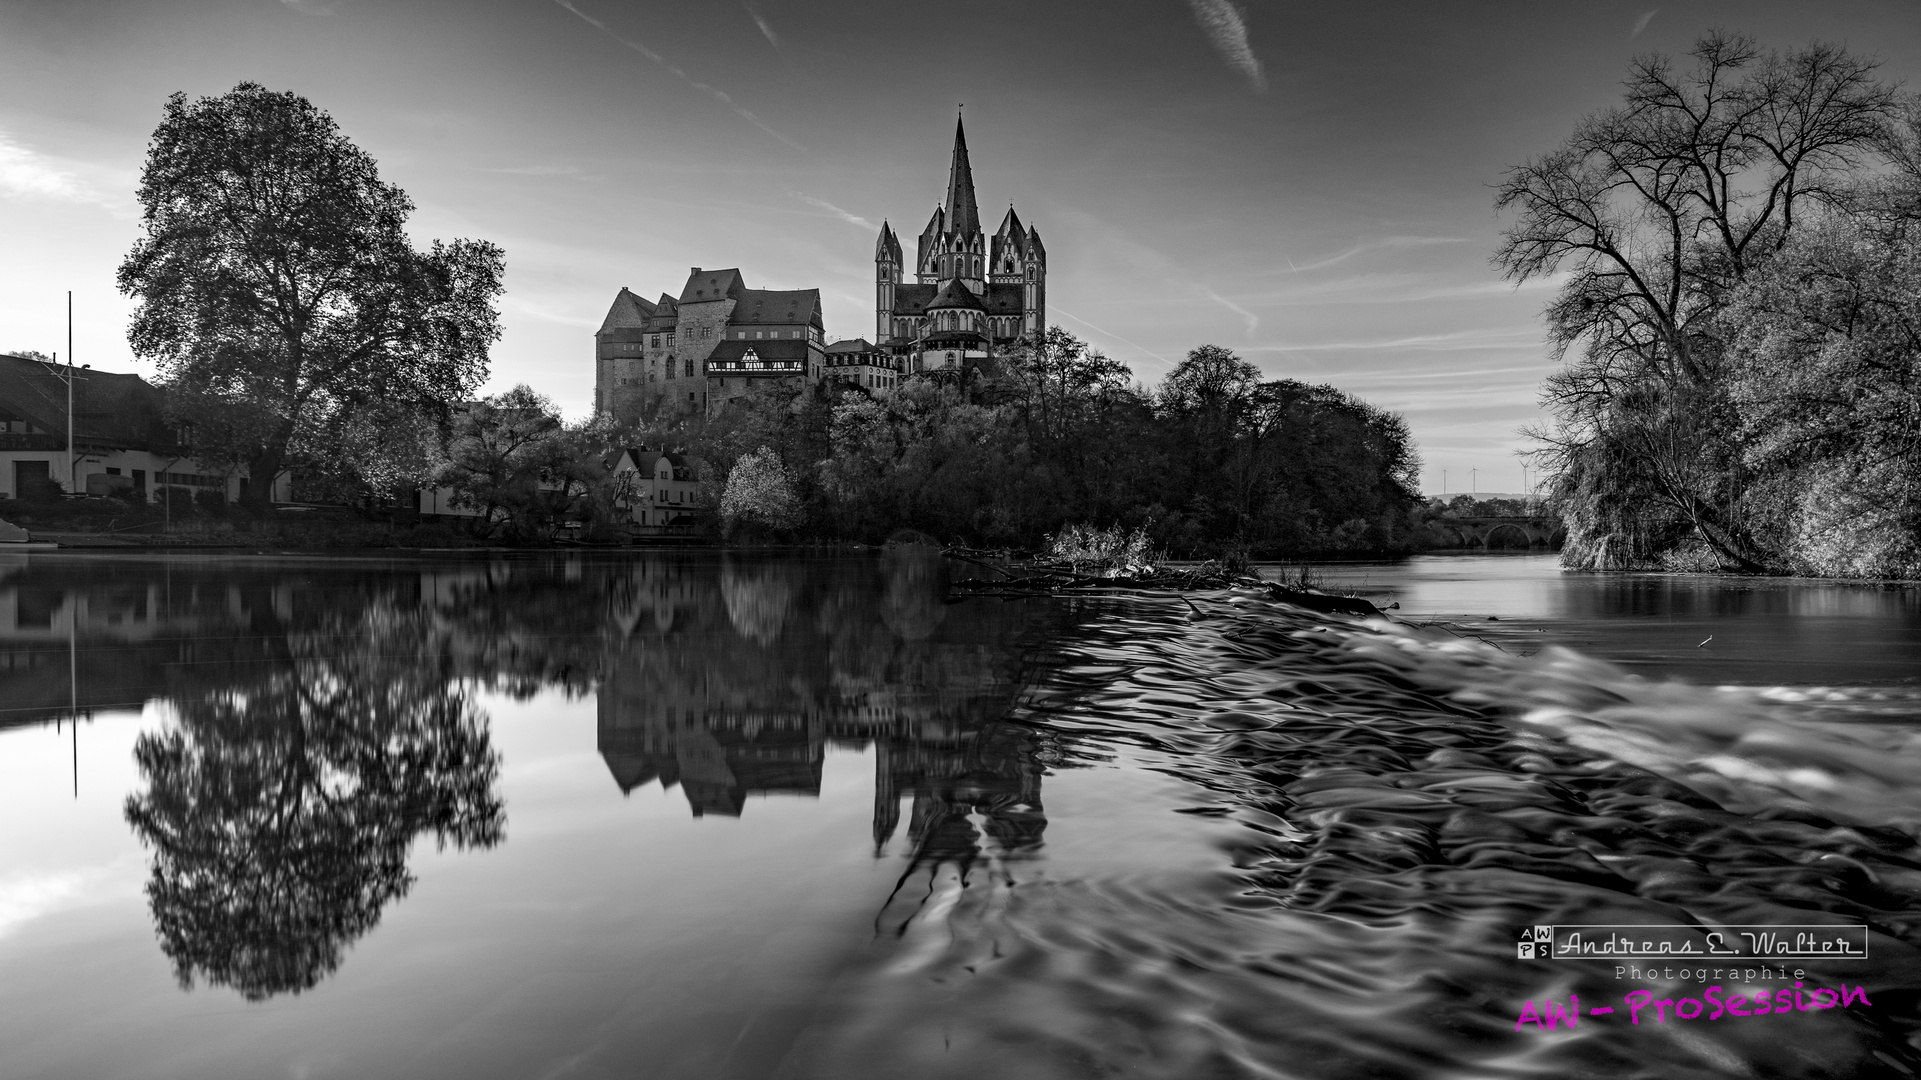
[[594, 117, 1046, 416]]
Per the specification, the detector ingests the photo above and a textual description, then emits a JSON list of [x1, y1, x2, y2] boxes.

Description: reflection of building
[[594, 553, 1055, 864]]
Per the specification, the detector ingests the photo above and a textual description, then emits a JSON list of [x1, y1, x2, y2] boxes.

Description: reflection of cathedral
[[594, 552, 1053, 863]]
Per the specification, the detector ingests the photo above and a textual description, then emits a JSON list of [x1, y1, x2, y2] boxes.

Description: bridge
[[1423, 515, 1564, 550]]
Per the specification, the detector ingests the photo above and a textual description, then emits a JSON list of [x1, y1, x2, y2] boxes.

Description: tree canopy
[[118, 82, 503, 506], [1497, 32, 1913, 573]]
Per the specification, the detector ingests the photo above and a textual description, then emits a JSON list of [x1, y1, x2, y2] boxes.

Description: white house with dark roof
[[0, 353, 289, 504], [609, 447, 706, 531]]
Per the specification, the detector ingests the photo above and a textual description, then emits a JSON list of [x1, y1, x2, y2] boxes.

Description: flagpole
[[67, 291, 75, 493]]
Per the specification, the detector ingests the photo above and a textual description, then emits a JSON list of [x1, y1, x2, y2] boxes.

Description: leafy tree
[[1495, 32, 1900, 569], [1722, 213, 1921, 576], [123, 609, 503, 1001], [434, 384, 572, 541], [720, 446, 801, 536], [118, 82, 503, 508]]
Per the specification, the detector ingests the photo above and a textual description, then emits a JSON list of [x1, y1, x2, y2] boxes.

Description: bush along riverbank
[[941, 525, 1392, 617]]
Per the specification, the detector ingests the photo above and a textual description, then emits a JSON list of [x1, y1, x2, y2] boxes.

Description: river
[[0, 551, 1917, 1079]]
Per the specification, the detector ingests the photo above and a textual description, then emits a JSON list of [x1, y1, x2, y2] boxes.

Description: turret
[[875, 221, 902, 343], [1022, 228, 1047, 338], [991, 206, 1027, 283]]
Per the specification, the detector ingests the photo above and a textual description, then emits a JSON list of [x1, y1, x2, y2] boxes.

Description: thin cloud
[[1287, 235, 1467, 274], [480, 164, 596, 178], [278, 0, 339, 13], [549, 0, 805, 151], [0, 132, 109, 208], [1201, 287, 1259, 335], [791, 192, 874, 230], [504, 296, 600, 329], [1631, 9, 1658, 39], [744, 2, 779, 49], [1185, 0, 1265, 93], [1245, 326, 1543, 353]]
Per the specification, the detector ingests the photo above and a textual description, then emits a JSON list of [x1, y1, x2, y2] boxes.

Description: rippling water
[[2, 551, 1918, 1078]]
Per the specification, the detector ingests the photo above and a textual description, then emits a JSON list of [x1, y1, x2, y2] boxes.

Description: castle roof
[[927, 278, 986, 311], [707, 339, 811, 363], [644, 294, 679, 332], [679, 268, 746, 304], [730, 288, 822, 326], [597, 288, 656, 334], [826, 338, 879, 354]]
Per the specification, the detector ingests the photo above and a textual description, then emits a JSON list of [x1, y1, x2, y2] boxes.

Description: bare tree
[[1495, 31, 1899, 569]]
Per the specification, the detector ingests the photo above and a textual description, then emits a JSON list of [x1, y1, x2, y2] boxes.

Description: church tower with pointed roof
[[871, 116, 1047, 370]]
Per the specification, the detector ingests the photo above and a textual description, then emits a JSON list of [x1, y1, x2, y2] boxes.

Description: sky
[[1, 0, 1917, 495]]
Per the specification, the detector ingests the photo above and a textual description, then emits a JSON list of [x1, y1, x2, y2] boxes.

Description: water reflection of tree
[[123, 610, 504, 1002]]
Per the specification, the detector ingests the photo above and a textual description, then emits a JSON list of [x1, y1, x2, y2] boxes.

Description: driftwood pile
[[944, 554, 1383, 617]]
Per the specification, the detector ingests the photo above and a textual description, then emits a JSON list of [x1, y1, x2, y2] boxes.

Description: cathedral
[[871, 115, 1048, 370], [593, 117, 1046, 415]]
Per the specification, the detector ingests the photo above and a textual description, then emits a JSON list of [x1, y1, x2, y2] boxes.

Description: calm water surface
[[3, 551, 1920, 1079]]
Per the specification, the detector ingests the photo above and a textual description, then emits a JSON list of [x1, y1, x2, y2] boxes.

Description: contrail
[[550, 0, 804, 151], [745, 1, 780, 49], [791, 192, 875, 230], [1185, 0, 1265, 93], [1052, 305, 1171, 366]]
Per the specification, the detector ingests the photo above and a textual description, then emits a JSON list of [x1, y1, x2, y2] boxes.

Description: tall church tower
[[874, 221, 902, 342], [876, 115, 1046, 354], [914, 117, 987, 292]]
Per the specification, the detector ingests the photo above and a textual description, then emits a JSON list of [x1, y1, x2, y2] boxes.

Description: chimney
[[691, 267, 702, 275]]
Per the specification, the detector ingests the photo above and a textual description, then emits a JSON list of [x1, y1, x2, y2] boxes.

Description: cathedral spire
[[944, 112, 981, 239]]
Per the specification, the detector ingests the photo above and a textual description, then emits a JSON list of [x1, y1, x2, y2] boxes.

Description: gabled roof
[[730, 288, 822, 326], [707, 339, 811, 362], [927, 278, 986, 311], [826, 338, 878, 354], [679, 268, 746, 304], [0, 354, 178, 450], [598, 288, 657, 334], [616, 448, 693, 479], [994, 205, 1026, 244]]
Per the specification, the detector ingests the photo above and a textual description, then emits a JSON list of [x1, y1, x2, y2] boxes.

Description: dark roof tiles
[[679, 268, 746, 305], [927, 279, 987, 311], [729, 288, 822, 326]]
